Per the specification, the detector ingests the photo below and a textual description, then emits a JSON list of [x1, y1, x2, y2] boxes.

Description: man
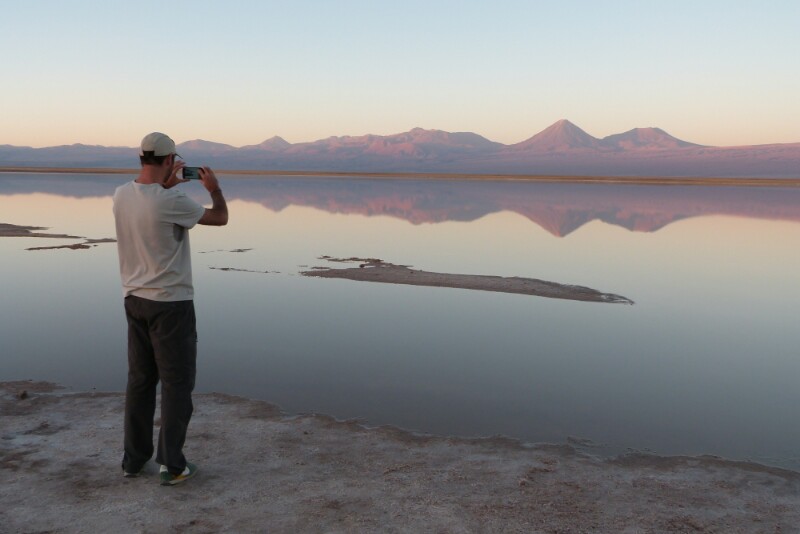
[[113, 132, 228, 486]]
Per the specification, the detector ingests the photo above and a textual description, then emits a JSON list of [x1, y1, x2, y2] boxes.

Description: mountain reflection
[[2, 174, 800, 237]]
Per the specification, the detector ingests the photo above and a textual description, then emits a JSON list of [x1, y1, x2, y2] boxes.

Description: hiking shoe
[[159, 462, 198, 486]]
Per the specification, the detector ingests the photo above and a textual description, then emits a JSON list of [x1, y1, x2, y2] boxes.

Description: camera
[[182, 167, 202, 180]]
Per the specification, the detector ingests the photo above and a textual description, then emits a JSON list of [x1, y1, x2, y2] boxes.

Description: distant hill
[[600, 127, 703, 150], [177, 140, 237, 153], [510, 120, 600, 151], [2, 121, 798, 178], [240, 136, 291, 152]]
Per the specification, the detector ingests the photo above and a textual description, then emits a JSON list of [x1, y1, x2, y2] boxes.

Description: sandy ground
[[2, 381, 798, 533], [302, 258, 634, 304]]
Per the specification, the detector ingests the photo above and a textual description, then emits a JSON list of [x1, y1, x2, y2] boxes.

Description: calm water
[[2, 173, 800, 470]]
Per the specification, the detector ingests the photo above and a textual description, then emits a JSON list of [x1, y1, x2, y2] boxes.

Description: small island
[[0, 222, 81, 239], [302, 257, 634, 304], [0, 222, 115, 251]]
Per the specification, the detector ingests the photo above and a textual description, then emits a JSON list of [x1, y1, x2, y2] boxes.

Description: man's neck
[[136, 167, 166, 186]]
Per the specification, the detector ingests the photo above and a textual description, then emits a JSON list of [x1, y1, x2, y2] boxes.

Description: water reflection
[[2, 173, 800, 236], [2, 173, 800, 470]]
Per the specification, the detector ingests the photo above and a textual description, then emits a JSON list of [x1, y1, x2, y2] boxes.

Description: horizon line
[[2, 166, 799, 188]]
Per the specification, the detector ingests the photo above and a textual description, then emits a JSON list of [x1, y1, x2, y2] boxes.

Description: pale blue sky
[[1, 0, 798, 147]]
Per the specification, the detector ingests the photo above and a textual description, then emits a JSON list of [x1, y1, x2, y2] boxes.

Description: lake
[[2, 172, 800, 470]]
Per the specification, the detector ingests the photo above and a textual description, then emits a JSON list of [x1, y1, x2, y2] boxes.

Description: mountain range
[[2, 120, 799, 178]]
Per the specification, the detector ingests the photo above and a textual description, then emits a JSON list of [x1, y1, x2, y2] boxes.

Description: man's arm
[[197, 167, 228, 226]]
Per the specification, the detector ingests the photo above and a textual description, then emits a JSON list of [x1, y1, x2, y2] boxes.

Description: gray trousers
[[122, 295, 197, 476]]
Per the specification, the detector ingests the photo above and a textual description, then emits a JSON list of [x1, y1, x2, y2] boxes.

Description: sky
[[1, 0, 799, 148]]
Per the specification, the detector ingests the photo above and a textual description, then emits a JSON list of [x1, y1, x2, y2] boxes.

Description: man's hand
[[198, 166, 220, 193], [164, 160, 188, 189], [197, 167, 228, 226]]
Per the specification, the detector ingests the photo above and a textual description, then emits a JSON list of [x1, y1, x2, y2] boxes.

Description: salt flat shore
[[2, 381, 798, 533]]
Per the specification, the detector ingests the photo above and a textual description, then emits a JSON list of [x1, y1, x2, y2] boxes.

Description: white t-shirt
[[113, 181, 206, 301]]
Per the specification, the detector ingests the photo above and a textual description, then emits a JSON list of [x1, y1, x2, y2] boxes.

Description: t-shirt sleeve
[[167, 192, 206, 229]]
